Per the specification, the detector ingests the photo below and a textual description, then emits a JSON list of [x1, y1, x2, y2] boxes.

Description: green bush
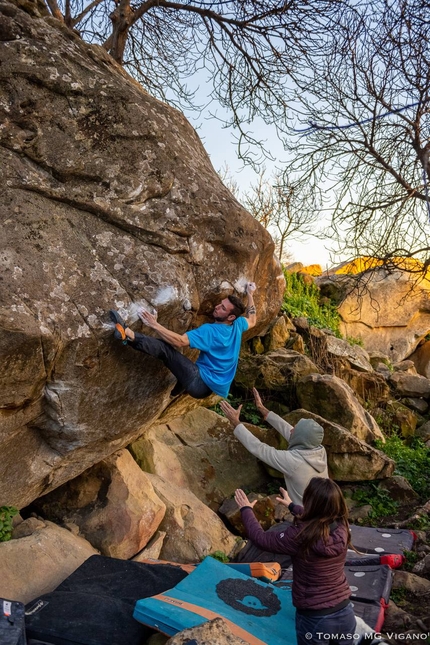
[[375, 435, 430, 500], [0, 506, 19, 542], [212, 394, 262, 426], [281, 270, 341, 336], [208, 550, 230, 563], [352, 484, 398, 521]]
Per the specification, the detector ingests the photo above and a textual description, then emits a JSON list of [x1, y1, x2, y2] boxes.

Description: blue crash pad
[[133, 556, 296, 645]]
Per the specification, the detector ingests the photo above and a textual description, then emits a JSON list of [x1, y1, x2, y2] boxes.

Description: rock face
[[325, 336, 373, 372], [408, 340, 430, 378], [285, 409, 394, 481], [389, 372, 430, 399], [296, 374, 384, 442], [147, 473, 237, 563], [0, 519, 98, 603], [235, 348, 319, 392], [318, 268, 430, 363], [0, 0, 284, 508], [31, 449, 166, 559], [130, 407, 271, 510]]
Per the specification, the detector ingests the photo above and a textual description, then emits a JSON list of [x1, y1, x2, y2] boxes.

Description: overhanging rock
[[0, 0, 284, 507]]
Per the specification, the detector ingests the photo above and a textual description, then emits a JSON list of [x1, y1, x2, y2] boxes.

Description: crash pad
[[133, 556, 296, 645]]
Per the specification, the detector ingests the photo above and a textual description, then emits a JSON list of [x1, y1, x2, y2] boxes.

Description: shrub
[[375, 435, 430, 500], [0, 506, 19, 542], [281, 270, 341, 336], [352, 484, 398, 521], [212, 394, 262, 426]]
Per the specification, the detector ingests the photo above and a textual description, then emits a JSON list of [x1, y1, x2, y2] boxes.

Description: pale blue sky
[[182, 98, 338, 270]]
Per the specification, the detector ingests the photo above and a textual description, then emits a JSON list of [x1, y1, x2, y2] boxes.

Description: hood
[[299, 446, 328, 473], [288, 418, 324, 450]]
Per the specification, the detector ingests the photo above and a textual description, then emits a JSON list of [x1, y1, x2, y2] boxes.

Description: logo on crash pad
[[216, 578, 281, 616]]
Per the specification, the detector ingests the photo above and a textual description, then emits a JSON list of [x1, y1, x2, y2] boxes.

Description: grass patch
[[403, 550, 420, 571], [208, 550, 230, 563], [212, 394, 263, 426], [281, 270, 341, 336], [352, 484, 398, 522], [0, 506, 18, 542], [390, 587, 407, 606], [375, 435, 430, 500]]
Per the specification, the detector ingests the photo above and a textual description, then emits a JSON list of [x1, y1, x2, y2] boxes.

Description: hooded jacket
[[234, 411, 328, 505], [240, 504, 350, 610]]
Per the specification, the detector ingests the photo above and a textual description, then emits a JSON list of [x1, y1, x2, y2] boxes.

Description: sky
[[181, 89, 340, 271]]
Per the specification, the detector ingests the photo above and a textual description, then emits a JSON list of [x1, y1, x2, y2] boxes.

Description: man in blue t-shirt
[[109, 283, 257, 399]]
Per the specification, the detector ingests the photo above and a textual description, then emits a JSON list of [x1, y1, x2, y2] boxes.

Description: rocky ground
[[2, 266, 430, 643]]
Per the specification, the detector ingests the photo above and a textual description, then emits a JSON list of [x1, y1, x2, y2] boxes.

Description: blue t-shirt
[[186, 317, 249, 397]]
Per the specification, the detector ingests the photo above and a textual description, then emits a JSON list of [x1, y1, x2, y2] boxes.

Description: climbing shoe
[[109, 309, 128, 344]]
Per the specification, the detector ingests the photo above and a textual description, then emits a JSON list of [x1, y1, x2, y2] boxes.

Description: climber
[[109, 283, 256, 399], [220, 387, 328, 504]]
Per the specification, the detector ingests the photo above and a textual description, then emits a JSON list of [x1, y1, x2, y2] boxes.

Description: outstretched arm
[[138, 309, 189, 348], [235, 489, 298, 555], [220, 400, 293, 474], [252, 388, 293, 441], [245, 282, 257, 329]]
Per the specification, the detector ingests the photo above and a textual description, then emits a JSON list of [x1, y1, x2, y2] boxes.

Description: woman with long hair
[[234, 477, 355, 645]]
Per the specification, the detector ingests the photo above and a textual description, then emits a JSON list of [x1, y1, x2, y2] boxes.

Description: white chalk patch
[[153, 286, 177, 306], [127, 299, 157, 322], [374, 547, 385, 552], [234, 277, 249, 294], [353, 572, 366, 577], [349, 586, 358, 592], [381, 533, 392, 538]]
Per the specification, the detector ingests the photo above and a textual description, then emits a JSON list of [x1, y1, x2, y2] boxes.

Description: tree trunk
[[109, 0, 133, 64]]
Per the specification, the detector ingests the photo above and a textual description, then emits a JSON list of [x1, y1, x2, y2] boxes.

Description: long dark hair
[[295, 478, 352, 557]]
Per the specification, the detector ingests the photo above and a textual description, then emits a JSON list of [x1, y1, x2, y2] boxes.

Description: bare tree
[[217, 163, 241, 199], [42, 0, 339, 165], [219, 167, 320, 262], [284, 0, 430, 274], [243, 169, 321, 262]]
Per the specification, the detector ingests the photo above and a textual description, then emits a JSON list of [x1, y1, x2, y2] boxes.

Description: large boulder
[[0, 519, 98, 603], [389, 372, 430, 399], [284, 409, 394, 481], [296, 374, 384, 442], [408, 340, 430, 378], [235, 348, 319, 392], [334, 366, 390, 404], [130, 407, 271, 510], [0, 0, 284, 508], [31, 449, 166, 559], [147, 474, 237, 563], [325, 336, 373, 373], [318, 266, 430, 363]]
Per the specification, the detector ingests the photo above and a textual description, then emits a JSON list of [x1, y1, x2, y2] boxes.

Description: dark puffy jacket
[[240, 505, 350, 610]]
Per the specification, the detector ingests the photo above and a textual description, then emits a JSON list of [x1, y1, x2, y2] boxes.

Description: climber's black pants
[[129, 332, 212, 399]]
